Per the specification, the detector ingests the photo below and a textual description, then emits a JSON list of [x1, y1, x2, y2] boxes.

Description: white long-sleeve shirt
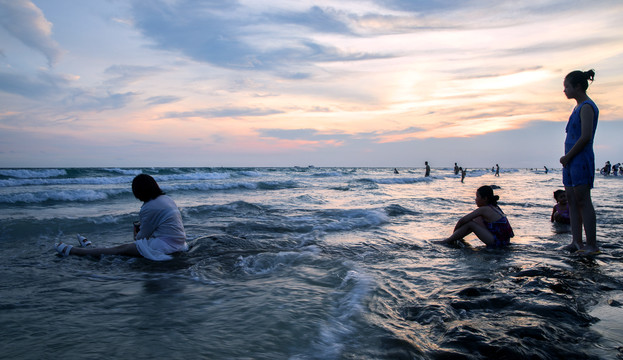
[[135, 195, 186, 247]]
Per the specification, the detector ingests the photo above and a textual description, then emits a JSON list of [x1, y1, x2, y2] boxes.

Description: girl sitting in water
[[551, 189, 570, 224], [54, 174, 188, 261], [437, 185, 514, 248]]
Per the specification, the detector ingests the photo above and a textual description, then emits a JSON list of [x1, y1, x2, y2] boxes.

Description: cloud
[[146, 95, 182, 106], [129, 0, 390, 72], [164, 107, 283, 119], [0, 0, 64, 66], [267, 6, 353, 34], [0, 70, 70, 98], [376, 0, 471, 13], [62, 90, 138, 112], [258, 128, 353, 142], [103, 65, 166, 87]]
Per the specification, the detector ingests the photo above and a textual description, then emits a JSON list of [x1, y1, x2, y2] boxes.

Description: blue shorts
[[562, 153, 594, 188]]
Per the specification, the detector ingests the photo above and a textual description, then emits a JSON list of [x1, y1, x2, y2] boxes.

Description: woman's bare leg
[[69, 243, 142, 257], [439, 221, 496, 247], [564, 185, 584, 251], [573, 184, 598, 252]]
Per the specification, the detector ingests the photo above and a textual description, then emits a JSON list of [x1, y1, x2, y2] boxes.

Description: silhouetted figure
[[559, 69, 599, 254]]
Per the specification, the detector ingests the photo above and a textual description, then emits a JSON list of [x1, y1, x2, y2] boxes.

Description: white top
[[136, 195, 186, 247]]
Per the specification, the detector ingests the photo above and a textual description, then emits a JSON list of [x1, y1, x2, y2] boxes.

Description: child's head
[[553, 189, 567, 204], [476, 185, 499, 206]]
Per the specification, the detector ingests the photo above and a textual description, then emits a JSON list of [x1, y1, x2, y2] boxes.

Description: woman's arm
[[560, 105, 595, 166], [454, 207, 485, 230], [135, 205, 157, 240]]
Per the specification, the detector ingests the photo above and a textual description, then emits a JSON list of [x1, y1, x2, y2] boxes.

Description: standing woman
[[560, 69, 599, 254]]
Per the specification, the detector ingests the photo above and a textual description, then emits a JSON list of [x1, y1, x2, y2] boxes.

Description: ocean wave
[[223, 207, 390, 236], [100, 168, 143, 175], [183, 201, 268, 216], [311, 171, 344, 177], [0, 168, 67, 179], [0, 188, 127, 204], [164, 182, 257, 192], [155, 172, 231, 181], [315, 208, 389, 232], [0, 172, 234, 188], [235, 248, 321, 275], [162, 180, 298, 192], [238, 171, 262, 177], [293, 268, 372, 360], [385, 204, 419, 216], [257, 180, 299, 190], [0, 176, 134, 187], [373, 177, 432, 185]]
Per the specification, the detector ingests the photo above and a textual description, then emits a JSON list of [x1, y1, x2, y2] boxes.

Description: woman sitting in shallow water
[[437, 185, 514, 248], [54, 174, 188, 261]]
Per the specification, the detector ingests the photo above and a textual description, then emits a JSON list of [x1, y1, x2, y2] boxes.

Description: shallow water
[[1, 167, 622, 359]]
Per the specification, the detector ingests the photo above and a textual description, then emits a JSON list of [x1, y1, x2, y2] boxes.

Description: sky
[[0, 0, 622, 168]]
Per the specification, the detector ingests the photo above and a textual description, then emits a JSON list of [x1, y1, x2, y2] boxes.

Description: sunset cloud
[[0, 0, 622, 167]]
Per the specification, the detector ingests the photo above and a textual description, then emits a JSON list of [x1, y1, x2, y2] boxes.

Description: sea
[[1, 167, 622, 360]]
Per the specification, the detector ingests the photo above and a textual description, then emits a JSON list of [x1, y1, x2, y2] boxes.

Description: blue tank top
[[564, 100, 598, 154]]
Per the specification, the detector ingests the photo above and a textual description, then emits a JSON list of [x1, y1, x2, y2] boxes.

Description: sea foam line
[[0, 168, 67, 179]]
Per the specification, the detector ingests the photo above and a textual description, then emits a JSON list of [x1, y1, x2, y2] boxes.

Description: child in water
[[437, 185, 514, 248], [551, 190, 570, 224]]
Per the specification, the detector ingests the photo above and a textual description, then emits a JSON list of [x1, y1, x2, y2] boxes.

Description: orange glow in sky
[[0, 1, 622, 167]]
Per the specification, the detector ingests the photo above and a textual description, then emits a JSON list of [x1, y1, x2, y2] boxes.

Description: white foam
[[0, 168, 67, 178], [101, 168, 142, 175], [292, 268, 372, 360], [155, 172, 230, 181], [235, 250, 318, 275], [315, 209, 389, 232], [0, 176, 133, 187], [164, 182, 257, 191], [0, 188, 125, 203]]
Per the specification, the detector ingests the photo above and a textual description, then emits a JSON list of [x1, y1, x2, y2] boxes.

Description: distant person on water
[[425, 161, 430, 177], [55, 174, 188, 261], [544, 166, 548, 174], [559, 69, 599, 254], [613, 163, 620, 176], [436, 185, 514, 248], [460, 167, 466, 183], [600, 161, 611, 175], [551, 190, 570, 224], [495, 164, 500, 176], [454, 163, 460, 175]]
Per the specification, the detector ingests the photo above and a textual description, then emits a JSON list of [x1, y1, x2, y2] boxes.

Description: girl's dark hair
[[553, 189, 565, 200], [565, 69, 595, 92], [477, 185, 499, 206], [132, 174, 165, 202]]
